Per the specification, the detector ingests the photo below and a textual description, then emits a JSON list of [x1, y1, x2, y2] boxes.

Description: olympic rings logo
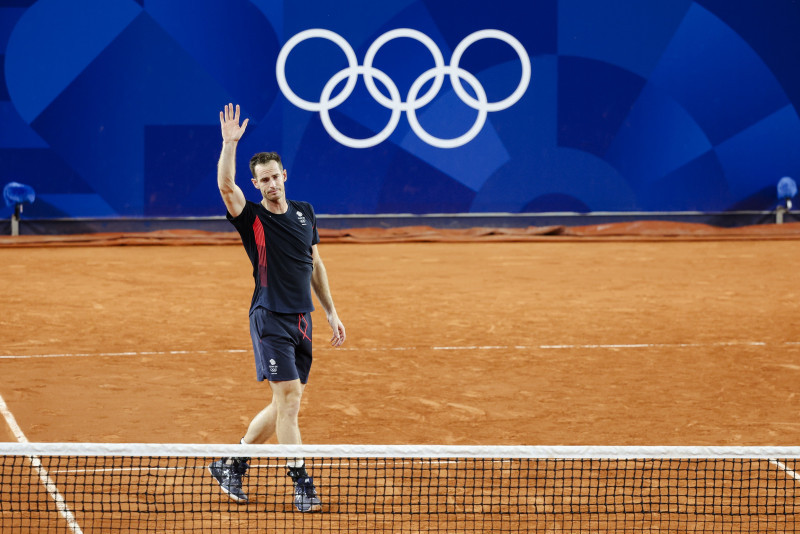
[[276, 28, 531, 149]]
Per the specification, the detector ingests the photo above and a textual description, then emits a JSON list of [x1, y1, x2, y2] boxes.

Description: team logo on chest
[[296, 210, 308, 226]]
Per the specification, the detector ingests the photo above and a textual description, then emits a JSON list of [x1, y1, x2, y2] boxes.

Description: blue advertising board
[[1, 0, 799, 219]]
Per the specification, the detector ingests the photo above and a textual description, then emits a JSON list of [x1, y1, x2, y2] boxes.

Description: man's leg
[[269, 380, 305, 444], [243, 402, 277, 444], [242, 378, 307, 444], [211, 309, 297, 503], [208, 384, 289, 503], [268, 380, 320, 512]]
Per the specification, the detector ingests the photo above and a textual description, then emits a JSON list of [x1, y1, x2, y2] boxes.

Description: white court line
[[0, 394, 84, 534], [0, 341, 792, 359], [770, 459, 800, 484], [538, 341, 767, 349], [343, 340, 772, 351], [0, 349, 248, 360], [0, 393, 27, 444]]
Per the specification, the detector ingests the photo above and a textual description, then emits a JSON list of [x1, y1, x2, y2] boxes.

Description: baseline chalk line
[[0, 349, 248, 360], [0, 393, 84, 533]]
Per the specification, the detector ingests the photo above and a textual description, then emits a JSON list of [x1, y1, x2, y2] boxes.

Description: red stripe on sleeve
[[252, 218, 268, 287]]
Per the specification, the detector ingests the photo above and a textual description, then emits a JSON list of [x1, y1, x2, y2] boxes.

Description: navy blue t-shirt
[[227, 199, 320, 314]]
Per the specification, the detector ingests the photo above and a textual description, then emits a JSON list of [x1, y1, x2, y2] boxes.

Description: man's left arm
[[311, 245, 346, 347]]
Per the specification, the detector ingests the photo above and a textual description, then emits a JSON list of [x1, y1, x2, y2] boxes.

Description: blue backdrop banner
[[1, 0, 799, 218]]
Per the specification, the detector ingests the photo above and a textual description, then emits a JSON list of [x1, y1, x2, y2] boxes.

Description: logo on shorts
[[269, 358, 278, 374], [296, 211, 307, 226]]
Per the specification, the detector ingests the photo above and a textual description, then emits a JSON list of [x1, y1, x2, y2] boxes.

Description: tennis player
[[208, 103, 346, 512]]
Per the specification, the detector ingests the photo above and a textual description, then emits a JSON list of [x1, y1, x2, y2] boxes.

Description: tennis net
[[1, 443, 799, 533]]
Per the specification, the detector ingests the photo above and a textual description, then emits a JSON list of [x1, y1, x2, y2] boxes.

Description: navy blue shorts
[[249, 307, 313, 384]]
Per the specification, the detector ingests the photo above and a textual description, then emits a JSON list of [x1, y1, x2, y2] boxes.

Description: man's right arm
[[218, 140, 246, 218], [218, 103, 249, 218]]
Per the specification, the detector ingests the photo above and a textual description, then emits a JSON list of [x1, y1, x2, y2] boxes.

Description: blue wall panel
[[1, 0, 799, 218]]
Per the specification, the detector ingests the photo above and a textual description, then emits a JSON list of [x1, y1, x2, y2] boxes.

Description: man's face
[[252, 161, 287, 202]]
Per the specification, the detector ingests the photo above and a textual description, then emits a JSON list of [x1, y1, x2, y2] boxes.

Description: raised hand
[[220, 103, 249, 143]]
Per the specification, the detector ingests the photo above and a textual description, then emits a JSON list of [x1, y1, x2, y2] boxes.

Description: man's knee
[[271, 381, 303, 416], [279, 395, 302, 417]]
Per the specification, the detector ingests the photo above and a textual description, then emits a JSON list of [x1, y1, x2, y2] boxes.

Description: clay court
[[3, 223, 800, 532], [2, 223, 800, 448]]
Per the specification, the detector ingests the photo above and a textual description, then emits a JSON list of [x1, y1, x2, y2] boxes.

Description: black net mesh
[[2, 446, 800, 533]]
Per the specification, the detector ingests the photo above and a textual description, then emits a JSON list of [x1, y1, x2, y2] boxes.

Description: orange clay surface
[[1, 239, 800, 446]]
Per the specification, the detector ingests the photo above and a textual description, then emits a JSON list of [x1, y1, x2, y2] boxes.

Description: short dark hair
[[249, 152, 283, 178]]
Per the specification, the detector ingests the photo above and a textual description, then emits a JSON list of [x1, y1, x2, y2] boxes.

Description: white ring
[[450, 29, 531, 112], [406, 67, 488, 149], [318, 66, 403, 149], [275, 29, 359, 112], [362, 28, 446, 111]]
